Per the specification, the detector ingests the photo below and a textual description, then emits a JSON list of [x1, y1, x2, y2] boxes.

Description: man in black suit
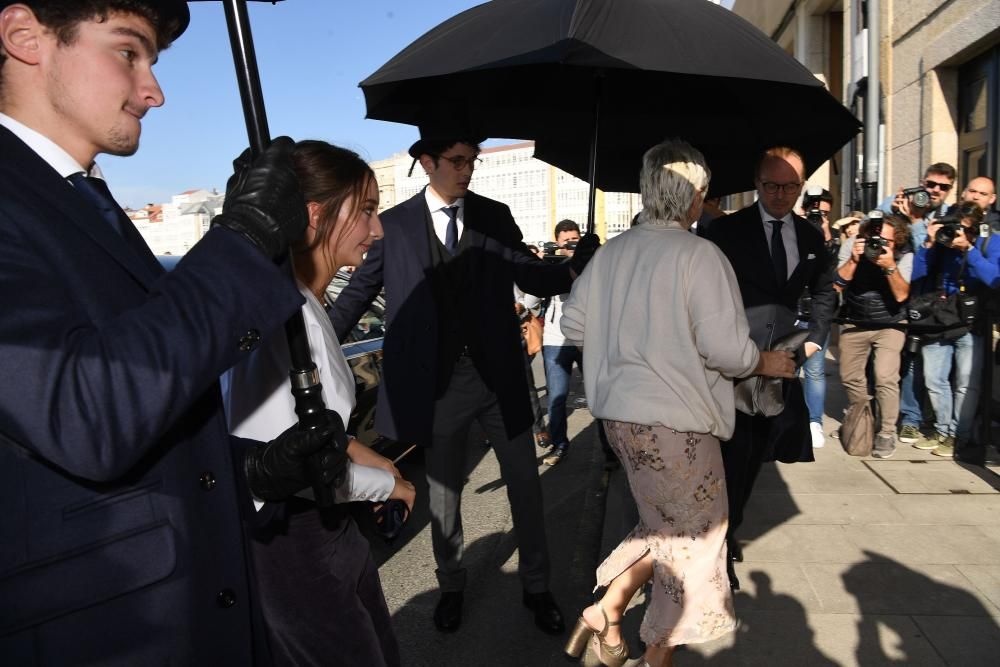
[[0, 2, 345, 663], [331, 124, 597, 634], [701, 146, 835, 589]]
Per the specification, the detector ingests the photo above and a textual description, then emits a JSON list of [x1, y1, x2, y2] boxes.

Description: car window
[[326, 271, 386, 343]]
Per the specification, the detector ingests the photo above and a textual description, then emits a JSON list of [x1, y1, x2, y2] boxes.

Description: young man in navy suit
[[0, 2, 346, 663], [331, 123, 599, 634]]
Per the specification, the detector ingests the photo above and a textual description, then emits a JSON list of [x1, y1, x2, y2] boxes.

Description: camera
[[806, 206, 825, 225], [933, 204, 980, 246], [542, 240, 576, 263], [901, 186, 931, 209], [862, 210, 888, 263]]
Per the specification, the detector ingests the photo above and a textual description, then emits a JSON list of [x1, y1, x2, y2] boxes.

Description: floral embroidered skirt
[[597, 421, 736, 647]]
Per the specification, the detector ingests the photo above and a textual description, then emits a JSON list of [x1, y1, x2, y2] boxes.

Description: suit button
[[217, 589, 237, 608], [238, 329, 261, 352], [199, 471, 216, 491]]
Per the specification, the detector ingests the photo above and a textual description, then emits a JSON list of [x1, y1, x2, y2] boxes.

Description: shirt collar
[[757, 200, 793, 225], [0, 111, 101, 179], [424, 186, 464, 214]]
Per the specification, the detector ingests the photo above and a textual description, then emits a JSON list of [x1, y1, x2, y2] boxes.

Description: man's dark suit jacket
[[330, 189, 572, 447], [0, 126, 303, 665], [702, 204, 836, 462]]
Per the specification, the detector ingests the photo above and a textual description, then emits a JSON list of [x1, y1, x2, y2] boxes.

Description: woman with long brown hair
[[223, 140, 413, 666]]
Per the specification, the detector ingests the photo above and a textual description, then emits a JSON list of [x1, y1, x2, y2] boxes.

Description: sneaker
[[810, 422, 825, 448], [872, 434, 896, 459], [898, 425, 921, 444], [913, 432, 942, 451], [543, 444, 568, 466], [932, 435, 955, 458]]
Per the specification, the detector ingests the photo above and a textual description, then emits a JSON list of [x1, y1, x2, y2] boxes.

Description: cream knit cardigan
[[560, 221, 760, 440]]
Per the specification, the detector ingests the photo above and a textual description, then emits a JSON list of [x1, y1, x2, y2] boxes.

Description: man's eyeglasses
[[924, 179, 953, 192], [439, 155, 483, 170], [760, 181, 802, 195]]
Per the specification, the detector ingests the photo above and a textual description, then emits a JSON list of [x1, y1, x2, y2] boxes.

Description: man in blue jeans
[[881, 162, 956, 444], [911, 192, 1000, 457], [799, 187, 835, 447], [541, 219, 583, 465]]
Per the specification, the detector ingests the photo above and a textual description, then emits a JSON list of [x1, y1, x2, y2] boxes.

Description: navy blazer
[[702, 204, 835, 351], [702, 204, 836, 463], [0, 126, 303, 665], [330, 189, 572, 447]]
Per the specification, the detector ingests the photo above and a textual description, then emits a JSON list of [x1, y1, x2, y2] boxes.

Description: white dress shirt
[[0, 111, 104, 180], [425, 187, 464, 246], [222, 283, 395, 509]]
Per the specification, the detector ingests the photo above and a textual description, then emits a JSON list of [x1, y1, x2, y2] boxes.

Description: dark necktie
[[444, 206, 459, 254], [769, 219, 787, 286], [68, 172, 126, 236], [68, 172, 162, 275]]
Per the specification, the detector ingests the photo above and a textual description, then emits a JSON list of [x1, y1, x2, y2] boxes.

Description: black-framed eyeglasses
[[439, 155, 483, 170], [924, 179, 953, 192], [760, 181, 802, 195]]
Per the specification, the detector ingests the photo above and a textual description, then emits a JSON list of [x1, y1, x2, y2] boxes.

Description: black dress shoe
[[522, 590, 565, 635], [726, 556, 740, 591], [728, 538, 743, 563], [434, 591, 463, 633]]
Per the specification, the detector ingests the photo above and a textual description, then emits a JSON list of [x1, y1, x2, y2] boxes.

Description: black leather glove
[[211, 136, 308, 262], [569, 232, 601, 276], [244, 410, 349, 502]]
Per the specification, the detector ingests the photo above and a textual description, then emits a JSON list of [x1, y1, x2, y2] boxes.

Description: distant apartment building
[[127, 188, 223, 256], [370, 141, 641, 245]]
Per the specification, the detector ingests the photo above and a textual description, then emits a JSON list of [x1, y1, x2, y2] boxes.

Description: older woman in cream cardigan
[[560, 138, 795, 667]]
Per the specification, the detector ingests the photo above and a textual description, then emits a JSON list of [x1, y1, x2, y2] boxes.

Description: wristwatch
[[883, 266, 897, 276]]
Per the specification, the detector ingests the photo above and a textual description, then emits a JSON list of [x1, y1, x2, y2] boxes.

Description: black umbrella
[[361, 0, 860, 225]]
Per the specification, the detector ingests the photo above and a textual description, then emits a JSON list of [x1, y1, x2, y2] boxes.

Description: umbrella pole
[[221, 0, 335, 506], [585, 84, 602, 235]]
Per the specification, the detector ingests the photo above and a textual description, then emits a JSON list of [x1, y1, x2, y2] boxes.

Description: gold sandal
[[563, 601, 627, 666]]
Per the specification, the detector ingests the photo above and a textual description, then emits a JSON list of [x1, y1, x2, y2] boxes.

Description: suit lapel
[[784, 216, 815, 300], [1, 128, 159, 288]]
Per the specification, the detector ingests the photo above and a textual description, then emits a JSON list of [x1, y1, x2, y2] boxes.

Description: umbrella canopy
[[361, 0, 860, 197]]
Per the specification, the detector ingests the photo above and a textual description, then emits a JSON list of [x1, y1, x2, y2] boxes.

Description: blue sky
[[103, 1, 496, 208]]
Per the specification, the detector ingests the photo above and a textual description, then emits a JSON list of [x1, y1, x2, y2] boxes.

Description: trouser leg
[[543, 345, 573, 446], [476, 388, 551, 593], [922, 340, 955, 437], [425, 357, 483, 592], [870, 328, 905, 436], [838, 327, 875, 406]]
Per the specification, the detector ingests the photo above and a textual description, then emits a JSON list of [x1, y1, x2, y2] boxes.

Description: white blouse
[[222, 283, 395, 506]]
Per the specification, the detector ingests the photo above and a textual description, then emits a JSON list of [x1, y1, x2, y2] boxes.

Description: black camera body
[[862, 210, 888, 263], [806, 206, 825, 226], [902, 186, 931, 209], [542, 241, 576, 263], [933, 206, 979, 246]]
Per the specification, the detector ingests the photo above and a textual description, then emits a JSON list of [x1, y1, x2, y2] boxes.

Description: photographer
[[880, 163, 954, 444], [910, 201, 1000, 458], [539, 219, 583, 465], [881, 162, 956, 246], [798, 186, 836, 447], [835, 213, 914, 458]]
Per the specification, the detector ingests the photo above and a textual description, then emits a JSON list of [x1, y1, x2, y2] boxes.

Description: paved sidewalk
[[598, 350, 1000, 666]]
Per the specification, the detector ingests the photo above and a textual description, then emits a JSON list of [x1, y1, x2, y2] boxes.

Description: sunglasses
[[924, 179, 953, 192]]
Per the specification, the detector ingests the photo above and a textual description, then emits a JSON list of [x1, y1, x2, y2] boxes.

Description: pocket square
[[807, 253, 816, 260]]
